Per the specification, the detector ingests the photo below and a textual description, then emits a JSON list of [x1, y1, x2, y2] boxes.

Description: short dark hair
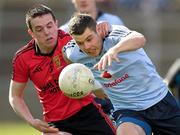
[[68, 13, 97, 35], [26, 4, 56, 31]]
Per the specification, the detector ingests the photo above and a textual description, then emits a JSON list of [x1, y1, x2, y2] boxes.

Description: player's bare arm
[[9, 80, 59, 133], [94, 30, 146, 70]]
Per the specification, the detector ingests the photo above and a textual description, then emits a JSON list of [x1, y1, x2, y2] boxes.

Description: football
[[58, 63, 99, 99]]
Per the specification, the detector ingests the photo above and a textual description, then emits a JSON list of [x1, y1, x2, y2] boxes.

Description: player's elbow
[[9, 93, 15, 107], [140, 34, 146, 47], [9, 91, 20, 107], [136, 33, 146, 48]]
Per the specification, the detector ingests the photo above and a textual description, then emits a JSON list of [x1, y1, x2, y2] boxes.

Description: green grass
[[0, 122, 40, 135]]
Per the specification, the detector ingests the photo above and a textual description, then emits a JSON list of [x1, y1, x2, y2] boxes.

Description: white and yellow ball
[[58, 63, 97, 99]]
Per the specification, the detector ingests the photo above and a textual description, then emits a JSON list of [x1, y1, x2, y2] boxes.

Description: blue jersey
[[63, 25, 169, 111], [60, 11, 124, 32]]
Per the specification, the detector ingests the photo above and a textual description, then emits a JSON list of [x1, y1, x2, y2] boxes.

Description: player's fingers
[[58, 132, 73, 135], [93, 58, 104, 70], [104, 23, 110, 35], [101, 29, 107, 38], [102, 57, 108, 70], [108, 55, 112, 66], [42, 131, 70, 135], [96, 58, 103, 70], [93, 62, 101, 70], [114, 57, 120, 62], [101, 57, 108, 70], [93, 63, 98, 69], [39, 121, 50, 128], [42, 126, 59, 133], [96, 25, 105, 38]]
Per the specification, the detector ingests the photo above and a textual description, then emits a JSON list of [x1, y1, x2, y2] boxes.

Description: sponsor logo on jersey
[[40, 79, 60, 94], [104, 73, 129, 88]]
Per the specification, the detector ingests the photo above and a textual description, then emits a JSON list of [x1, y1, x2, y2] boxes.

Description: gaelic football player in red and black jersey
[[9, 4, 115, 135]]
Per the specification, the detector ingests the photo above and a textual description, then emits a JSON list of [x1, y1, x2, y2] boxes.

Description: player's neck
[[35, 43, 57, 56]]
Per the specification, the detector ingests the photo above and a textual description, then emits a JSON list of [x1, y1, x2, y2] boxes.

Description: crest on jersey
[[53, 55, 61, 68]]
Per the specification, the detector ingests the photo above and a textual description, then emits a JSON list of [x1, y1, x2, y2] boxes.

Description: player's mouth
[[87, 49, 95, 53], [46, 37, 54, 43], [87, 49, 98, 57]]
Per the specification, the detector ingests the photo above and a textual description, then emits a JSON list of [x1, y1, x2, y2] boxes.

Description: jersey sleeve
[[63, 39, 77, 62], [12, 55, 29, 83], [106, 25, 132, 47]]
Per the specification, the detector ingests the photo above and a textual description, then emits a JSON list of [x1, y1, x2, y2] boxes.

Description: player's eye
[[47, 24, 53, 29], [77, 42, 83, 46], [86, 35, 93, 42], [87, 38, 91, 42], [47, 22, 53, 29], [36, 29, 42, 32]]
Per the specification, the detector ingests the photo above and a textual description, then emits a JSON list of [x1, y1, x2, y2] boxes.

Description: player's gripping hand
[[96, 21, 112, 38], [94, 47, 120, 70], [30, 119, 59, 133]]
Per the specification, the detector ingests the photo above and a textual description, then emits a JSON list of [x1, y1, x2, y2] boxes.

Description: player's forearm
[[112, 31, 146, 54], [9, 97, 59, 133], [9, 96, 35, 125]]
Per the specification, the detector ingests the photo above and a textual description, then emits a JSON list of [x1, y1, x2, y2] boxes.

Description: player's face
[[28, 14, 58, 51], [72, 0, 96, 13], [73, 28, 103, 57]]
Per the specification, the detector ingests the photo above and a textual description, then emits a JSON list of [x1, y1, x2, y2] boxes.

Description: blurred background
[[0, 0, 179, 134]]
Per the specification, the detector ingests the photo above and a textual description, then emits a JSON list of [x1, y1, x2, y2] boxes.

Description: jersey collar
[[34, 42, 57, 56]]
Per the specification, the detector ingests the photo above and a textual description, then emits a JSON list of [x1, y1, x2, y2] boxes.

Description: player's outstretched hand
[[94, 48, 119, 70], [30, 119, 59, 133]]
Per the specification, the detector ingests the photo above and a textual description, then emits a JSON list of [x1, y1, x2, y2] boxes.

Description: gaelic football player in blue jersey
[[63, 14, 180, 135], [61, 0, 125, 116]]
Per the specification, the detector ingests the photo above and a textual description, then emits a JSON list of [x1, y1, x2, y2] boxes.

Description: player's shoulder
[[64, 39, 77, 49], [13, 40, 35, 61], [63, 39, 83, 61], [57, 29, 72, 47], [58, 29, 71, 39], [109, 25, 131, 37], [64, 39, 79, 54]]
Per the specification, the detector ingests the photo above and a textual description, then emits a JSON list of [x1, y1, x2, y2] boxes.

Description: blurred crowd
[[98, 0, 180, 12]]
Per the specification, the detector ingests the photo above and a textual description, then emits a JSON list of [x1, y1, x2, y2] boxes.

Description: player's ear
[[28, 29, 34, 39]]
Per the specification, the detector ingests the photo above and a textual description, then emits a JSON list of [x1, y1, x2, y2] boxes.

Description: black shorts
[[94, 97, 114, 114], [113, 91, 180, 135], [48, 103, 116, 135]]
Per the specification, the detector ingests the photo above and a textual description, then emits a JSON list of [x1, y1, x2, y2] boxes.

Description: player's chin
[[88, 52, 98, 57]]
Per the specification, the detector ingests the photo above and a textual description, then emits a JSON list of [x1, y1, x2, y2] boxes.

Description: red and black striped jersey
[[12, 30, 93, 122]]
